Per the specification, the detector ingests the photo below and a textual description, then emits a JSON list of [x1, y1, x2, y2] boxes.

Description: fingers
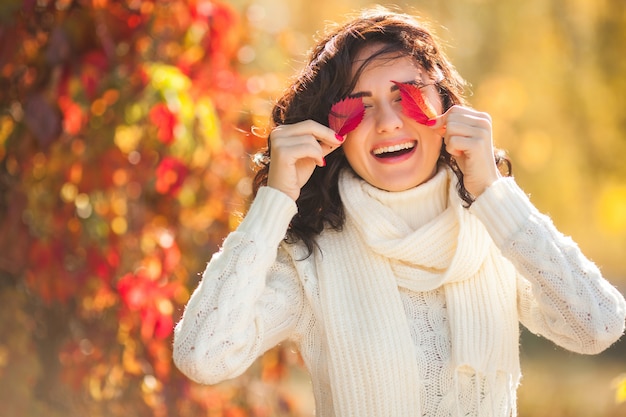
[[431, 106, 493, 155], [444, 121, 491, 157], [267, 120, 344, 201], [431, 106, 500, 197], [271, 134, 326, 167], [272, 120, 344, 153]]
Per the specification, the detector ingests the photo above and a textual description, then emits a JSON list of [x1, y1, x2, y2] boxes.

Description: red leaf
[[58, 97, 86, 135], [328, 96, 365, 136], [391, 81, 437, 126], [117, 271, 178, 341], [149, 103, 177, 145], [117, 272, 146, 311], [153, 313, 174, 339], [155, 156, 189, 196]]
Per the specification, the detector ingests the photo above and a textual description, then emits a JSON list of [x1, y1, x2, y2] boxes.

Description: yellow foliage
[[516, 130, 554, 173], [0, 115, 14, 160], [475, 76, 528, 122], [595, 183, 626, 235], [197, 96, 222, 153], [114, 125, 143, 154], [613, 374, 626, 404]]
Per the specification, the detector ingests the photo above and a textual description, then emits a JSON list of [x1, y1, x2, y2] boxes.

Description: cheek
[[424, 135, 443, 157], [343, 121, 371, 158], [425, 90, 444, 115], [342, 137, 364, 165], [342, 134, 373, 176]]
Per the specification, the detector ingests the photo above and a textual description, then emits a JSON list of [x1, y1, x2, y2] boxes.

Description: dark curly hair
[[252, 7, 511, 255]]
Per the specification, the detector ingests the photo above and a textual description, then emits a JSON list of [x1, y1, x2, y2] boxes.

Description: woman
[[173, 8, 626, 417]]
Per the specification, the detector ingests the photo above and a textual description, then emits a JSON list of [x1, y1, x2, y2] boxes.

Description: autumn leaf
[[149, 103, 177, 145], [58, 96, 86, 135], [155, 156, 189, 196], [328, 96, 365, 136], [117, 271, 178, 341], [391, 81, 437, 126]]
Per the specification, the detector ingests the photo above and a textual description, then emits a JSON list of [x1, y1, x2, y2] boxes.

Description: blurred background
[[0, 0, 625, 416]]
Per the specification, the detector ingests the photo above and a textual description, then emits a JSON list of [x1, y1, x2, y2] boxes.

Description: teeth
[[372, 141, 415, 155]]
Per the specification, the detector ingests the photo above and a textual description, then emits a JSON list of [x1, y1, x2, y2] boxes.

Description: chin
[[372, 179, 422, 192], [377, 172, 433, 192]]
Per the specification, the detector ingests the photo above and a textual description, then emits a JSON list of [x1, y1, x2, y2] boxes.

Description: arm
[[470, 177, 626, 354], [174, 119, 340, 384], [173, 186, 303, 384]]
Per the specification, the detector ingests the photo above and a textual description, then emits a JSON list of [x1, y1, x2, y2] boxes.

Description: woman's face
[[342, 43, 444, 192]]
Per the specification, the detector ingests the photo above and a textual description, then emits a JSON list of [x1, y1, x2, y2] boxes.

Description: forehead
[[351, 44, 422, 85]]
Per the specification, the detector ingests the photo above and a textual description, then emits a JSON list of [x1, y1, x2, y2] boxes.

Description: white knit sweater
[[173, 168, 626, 417]]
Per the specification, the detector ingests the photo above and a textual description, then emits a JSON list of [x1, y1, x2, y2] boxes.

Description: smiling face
[[342, 43, 444, 192]]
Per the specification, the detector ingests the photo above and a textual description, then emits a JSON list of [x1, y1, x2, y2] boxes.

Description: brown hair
[[252, 7, 510, 254]]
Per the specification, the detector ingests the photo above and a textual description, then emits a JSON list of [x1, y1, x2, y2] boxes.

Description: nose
[[376, 102, 403, 133]]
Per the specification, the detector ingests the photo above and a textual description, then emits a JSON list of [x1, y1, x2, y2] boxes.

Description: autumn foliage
[[0, 1, 298, 416]]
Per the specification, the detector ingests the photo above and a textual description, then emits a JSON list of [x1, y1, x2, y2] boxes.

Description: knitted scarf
[[315, 168, 520, 416]]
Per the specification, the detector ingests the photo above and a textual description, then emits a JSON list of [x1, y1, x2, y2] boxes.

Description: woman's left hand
[[430, 105, 500, 198]]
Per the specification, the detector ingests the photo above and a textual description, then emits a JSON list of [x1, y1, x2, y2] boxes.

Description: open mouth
[[372, 140, 416, 159]]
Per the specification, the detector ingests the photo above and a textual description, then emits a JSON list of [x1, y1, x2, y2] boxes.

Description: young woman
[[173, 8, 626, 417]]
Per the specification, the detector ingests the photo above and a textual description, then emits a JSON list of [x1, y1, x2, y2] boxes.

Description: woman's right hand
[[267, 120, 344, 201]]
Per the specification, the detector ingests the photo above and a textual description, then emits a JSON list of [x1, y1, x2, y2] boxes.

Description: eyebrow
[[348, 79, 422, 99]]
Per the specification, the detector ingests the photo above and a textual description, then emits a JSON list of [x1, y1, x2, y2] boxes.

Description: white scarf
[[315, 168, 520, 416]]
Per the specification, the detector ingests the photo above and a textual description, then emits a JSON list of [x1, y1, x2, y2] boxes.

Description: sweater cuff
[[237, 186, 298, 246], [469, 177, 538, 247]]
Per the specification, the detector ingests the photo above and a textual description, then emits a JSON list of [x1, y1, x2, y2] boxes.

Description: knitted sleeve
[[470, 177, 626, 354], [173, 187, 303, 384]]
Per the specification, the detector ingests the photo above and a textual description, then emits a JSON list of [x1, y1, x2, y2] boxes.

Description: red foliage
[[149, 103, 178, 145], [80, 51, 110, 100], [0, 1, 301, 416], [155, 156, 189, 196], [391, 81, 438, 126], [328, 96, 365, 136], [58, 96, 86, 135], [117, 270, 178, 341], [87, 246, 120, 284]]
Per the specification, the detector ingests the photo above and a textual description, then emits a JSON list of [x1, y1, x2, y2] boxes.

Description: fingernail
[[322, 157, 326, 167], [335, 133, 344, 142]]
